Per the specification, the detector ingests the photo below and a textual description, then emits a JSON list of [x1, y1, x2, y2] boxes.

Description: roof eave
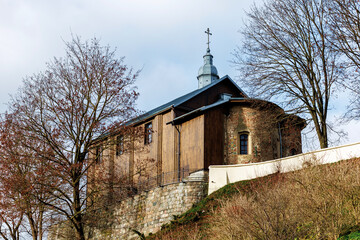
[[132, 105, 174, 126]]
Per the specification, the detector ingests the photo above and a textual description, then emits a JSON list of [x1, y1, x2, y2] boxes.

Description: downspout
[[175, 125, 182, 181], [278, 122, 283, 158]]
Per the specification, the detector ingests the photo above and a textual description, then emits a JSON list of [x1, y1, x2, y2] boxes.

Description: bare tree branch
[[234, 0, 345, 148]]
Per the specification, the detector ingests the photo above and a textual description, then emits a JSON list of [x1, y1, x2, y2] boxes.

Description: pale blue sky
[[0, 0, 255, 111], [0, 0, 359, 149]]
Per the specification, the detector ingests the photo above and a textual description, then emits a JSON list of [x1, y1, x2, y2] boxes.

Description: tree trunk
[[27, 213, 38, 240], [75, 226, 85, 240], [314, 115, 328, 149], [38, 209, 43, 240], [74, 173, 85, 240]]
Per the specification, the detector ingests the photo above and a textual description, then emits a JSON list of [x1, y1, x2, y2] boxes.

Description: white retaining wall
[[208, 142, 360, 194]]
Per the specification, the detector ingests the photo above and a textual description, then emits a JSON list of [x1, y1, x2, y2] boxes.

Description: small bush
[[339, 231, 360, 240]]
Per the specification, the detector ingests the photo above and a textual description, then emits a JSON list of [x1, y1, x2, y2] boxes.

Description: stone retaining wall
[[51, 180, 207, 240]]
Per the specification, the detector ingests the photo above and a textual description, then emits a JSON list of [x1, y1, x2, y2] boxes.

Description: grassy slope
[[147, 159, 360, 240], [147, 173, 285, 239]]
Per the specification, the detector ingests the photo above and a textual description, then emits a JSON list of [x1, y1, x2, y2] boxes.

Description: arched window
[[239, 133, 248, 155]]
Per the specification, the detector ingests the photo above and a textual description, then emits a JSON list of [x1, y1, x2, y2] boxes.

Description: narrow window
[[95, 145, 103, 163], [239, 134, 248, 155], [290, 148, 296, 156], [144, 122, 153, 144], [116, 135, 124, 156]]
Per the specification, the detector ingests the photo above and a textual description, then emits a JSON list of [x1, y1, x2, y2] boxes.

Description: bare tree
[[10, 36, 139, 240], [0, 191, 23, 240], [0, 113, 56, 240], [234, 0, 345, 148], [329, 0, 360, 120]]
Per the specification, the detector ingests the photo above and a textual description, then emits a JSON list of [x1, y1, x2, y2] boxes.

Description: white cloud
[[0, 0, 359, 146]]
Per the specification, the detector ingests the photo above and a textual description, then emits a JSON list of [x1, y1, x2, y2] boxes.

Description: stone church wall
[[50, 181, 207, 240], [225, 105, 280, 164], [224, 103, 303, 164]]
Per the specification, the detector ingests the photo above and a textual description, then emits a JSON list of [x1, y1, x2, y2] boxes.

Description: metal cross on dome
[[205, 28, 212, 49]]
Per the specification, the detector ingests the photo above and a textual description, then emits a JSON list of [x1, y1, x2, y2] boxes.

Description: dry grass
[[208, 159, 360, 240], [147, 159, 360, 239]]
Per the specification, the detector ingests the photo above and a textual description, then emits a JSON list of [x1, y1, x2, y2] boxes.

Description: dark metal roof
[[168, 97, 235, 125], [130, 75, 247, 125], [168, 97, 289, 125]]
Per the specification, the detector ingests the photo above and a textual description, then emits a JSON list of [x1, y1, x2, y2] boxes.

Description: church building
[[92, 31, 306, 189]]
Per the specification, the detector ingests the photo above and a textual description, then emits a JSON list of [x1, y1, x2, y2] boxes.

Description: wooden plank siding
[[204, 108, 225, 168], [156, 115, 163, 184], [179, 115, 205, 171], [161, 111, 176, 174]]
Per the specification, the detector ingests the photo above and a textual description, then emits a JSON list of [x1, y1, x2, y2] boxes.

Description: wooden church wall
[[160, 110, 177, 175], [179, 115, 205, 171], [204, 108, 225, 168]]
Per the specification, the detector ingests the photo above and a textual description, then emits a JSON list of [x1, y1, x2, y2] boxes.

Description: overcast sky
[[1, 0, 359, 150]]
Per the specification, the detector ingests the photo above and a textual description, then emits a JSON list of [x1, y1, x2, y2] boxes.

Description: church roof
[[168, 96, 237, 124], [169, 97, 306, 128], [130, 75, 247, 125]]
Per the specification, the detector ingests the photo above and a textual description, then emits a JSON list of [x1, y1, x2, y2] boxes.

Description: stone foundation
[[51, 180, 207, 240]]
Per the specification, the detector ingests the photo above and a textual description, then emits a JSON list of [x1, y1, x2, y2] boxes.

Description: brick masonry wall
[[224, 104, 303, 164], [51, 181, 207, 240], [225, 106, 279, 164]]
